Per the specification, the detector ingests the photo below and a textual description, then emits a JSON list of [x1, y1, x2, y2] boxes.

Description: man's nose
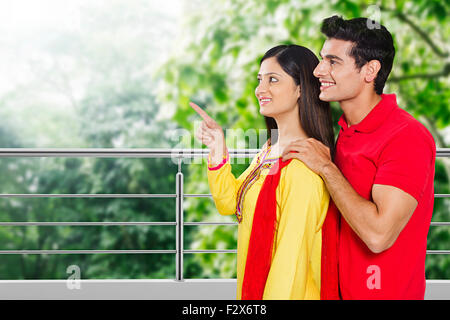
[[313, 60, 328, 78]]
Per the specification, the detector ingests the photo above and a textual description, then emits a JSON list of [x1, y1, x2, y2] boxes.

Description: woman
[[191, 45, 335, 299]]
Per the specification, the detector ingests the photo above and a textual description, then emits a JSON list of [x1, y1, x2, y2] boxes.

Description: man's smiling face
[[313, 38, 367, 102]]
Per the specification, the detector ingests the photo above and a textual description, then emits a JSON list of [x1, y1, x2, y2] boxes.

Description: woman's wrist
[[209, 144, 227, 165], [208, 148, 229, 170]]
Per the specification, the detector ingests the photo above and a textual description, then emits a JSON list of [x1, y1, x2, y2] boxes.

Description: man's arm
[[320, 161, 417, 253], [282, 138, 417, 253]]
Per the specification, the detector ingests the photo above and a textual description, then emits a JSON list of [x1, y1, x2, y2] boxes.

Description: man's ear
[[365, 60, 381, 83]]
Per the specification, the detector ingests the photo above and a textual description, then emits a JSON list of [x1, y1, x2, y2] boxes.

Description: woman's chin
[[259, 108, 274, 117]]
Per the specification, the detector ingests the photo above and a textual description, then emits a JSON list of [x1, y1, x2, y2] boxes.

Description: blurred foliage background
[[0, 0, 448, 280]]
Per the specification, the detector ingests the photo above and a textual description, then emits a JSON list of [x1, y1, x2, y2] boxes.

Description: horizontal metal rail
[[0, 250, 176, 254], [0, 221, 239, 227], [0, 148, 260, 158], [0, 222, 178, 226], [184, 250, 237, 253], [0, 221, 236, 226], [0, 248, 442, 255], [431, 222, 450, 226], [0, 249, 237, 255], [436, 149, 450, 157], [426, 251, 450, 255], [0, 194, 176, 198], [0, 148, 447, 157], [185, 222, 237, 225], [0, 193, 448, 198], [0, 193, 213, 198]]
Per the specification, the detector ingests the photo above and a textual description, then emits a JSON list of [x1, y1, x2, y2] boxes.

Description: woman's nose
[[255, 80, 268, 96]]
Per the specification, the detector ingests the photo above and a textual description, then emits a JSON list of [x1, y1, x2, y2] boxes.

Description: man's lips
[[320, 80, 336, 91]]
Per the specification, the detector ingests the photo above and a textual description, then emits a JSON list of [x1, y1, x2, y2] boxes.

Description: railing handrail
[[0, 147, 447, 157], [0, 148, 260, 158]]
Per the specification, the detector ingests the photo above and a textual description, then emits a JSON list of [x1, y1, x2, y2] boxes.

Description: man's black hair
[[321, 15, 395, 95]]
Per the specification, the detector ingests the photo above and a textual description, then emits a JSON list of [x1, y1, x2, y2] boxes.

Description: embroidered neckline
[[235, 144, 277, 223]]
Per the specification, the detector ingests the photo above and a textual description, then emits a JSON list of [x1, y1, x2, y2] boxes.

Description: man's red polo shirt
[[334, 93, 436, 299]]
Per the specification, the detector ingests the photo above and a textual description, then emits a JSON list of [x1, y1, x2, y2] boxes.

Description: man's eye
[[330, 60, 336, 65]]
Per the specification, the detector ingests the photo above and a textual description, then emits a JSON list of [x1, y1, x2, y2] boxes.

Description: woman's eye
[[270, 77, 278, 82]]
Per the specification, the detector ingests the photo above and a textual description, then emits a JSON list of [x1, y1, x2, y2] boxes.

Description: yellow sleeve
[[263, 159, 329, 300], [206, 156, 259, 216]]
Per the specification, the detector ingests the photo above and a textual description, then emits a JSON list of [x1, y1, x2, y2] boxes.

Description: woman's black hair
[[260, 45, 335, 157]]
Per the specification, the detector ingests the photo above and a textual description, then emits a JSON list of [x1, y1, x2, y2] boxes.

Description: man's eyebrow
[[319, 52, 344, 62]]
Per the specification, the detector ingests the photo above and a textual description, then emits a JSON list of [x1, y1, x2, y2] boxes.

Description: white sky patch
[[0, 0, 182, 94], [0, 0, 82, 33]]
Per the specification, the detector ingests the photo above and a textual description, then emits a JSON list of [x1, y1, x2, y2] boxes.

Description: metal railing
[[0, 148, 449, 281]]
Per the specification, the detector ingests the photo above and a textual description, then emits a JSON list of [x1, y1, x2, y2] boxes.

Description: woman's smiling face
[[255, 57, 300, 119]]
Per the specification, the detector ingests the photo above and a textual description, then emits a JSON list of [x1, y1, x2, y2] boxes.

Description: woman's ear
[[365, 60, 381, 83]]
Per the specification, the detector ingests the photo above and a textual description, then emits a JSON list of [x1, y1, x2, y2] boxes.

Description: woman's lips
[[259, 98, 272, 106]]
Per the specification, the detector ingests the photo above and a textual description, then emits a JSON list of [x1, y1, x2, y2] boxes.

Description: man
[[282, 16, 436, 299]]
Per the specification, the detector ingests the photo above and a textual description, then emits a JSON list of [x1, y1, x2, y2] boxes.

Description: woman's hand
[[190, 102, 227, 165]]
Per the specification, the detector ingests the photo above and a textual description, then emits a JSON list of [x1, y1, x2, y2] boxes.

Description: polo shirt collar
[[338, 94, 398, 133]]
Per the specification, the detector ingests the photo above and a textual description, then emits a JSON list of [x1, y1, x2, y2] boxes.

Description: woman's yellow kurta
[[207, 148, 329, 300]]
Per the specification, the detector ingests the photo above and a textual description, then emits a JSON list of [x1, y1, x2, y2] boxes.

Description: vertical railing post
[[175, 157, 184, 281]]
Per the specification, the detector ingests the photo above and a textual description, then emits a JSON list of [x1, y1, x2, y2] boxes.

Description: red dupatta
[[320, 200, 341, 300], [241, 157, 291, 300]]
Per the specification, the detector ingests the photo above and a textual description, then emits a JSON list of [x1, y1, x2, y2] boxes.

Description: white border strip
[[0, 279, 448, 300]]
